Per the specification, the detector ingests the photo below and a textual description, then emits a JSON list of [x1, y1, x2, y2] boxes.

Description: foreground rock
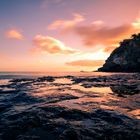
[[98, 33, 140, 72], [0, 74, 140, 140]]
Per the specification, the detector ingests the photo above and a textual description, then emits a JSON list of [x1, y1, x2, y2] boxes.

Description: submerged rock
[[111, 84, 140, 97], [36, 76, 55, 82], [98, 33, 140, 72]]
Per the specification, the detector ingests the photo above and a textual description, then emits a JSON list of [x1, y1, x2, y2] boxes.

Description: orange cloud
[[48, 13, 84, 31], [132, 16, 140, 29], [5, 29, 23, 40], [66, 60, 105, 67], [33, 35, 78, 55], [50, 14, 140, 53], [74, 17, 140, 53], [75, 24, 134, 46]]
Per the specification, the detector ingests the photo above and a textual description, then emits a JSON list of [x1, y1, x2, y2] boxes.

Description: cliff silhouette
[[98, 33, 140, 72]]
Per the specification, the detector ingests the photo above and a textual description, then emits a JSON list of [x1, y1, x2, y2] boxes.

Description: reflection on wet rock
[[0, 73, 140, 140]]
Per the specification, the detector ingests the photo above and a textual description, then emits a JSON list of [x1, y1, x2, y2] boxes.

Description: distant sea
[[0, 71, 134, 80]]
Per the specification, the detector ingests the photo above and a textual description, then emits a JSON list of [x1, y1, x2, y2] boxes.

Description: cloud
[[66, 60, 105, 67], [48, 13, 85, 31], [49, 14, 140, 53], [33, 35, 78, 55], [132, 16, 140, 29], [70, 49, 109, 61], [91, 20, 104, 26], [5, 29, 24, 40], [75, 24, 134, 46], [73, 17, 140, 52]]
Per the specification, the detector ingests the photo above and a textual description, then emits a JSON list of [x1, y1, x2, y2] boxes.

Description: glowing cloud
[[72, 49, 109, 61], [50, 14, 140, 53], [92, 20, 104, 26], [48, 13, 85, 31], [132, 17, 140, 29], [66, 60, 105, 67], [6, 29, 23, 40], [33, 35, 78, 55], [75, 24, 134, 46], [73, 17, 140, 52]]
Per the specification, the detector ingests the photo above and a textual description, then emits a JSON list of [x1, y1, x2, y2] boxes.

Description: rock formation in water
[[98, 33, 140, 72]]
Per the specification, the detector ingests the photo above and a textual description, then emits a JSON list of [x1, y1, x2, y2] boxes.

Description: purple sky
[[1, 0, 140, 71]]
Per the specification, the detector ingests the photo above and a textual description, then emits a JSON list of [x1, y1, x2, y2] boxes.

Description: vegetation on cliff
[[98, 33, 140, 72]]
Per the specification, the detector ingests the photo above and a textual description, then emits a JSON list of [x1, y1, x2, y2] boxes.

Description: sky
[[0, 0, 140, 72]]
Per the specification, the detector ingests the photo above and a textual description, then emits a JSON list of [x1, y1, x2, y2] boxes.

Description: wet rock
[[10, 79, 33, 83], [36, 76, 55, 82], [46, 94, 79, 104], [59, 128, 81, 140], [72, 77, 102, 84], [81, 84, 93, 88], [0, 74, 140, 140], [0, 89, 18, 94], [94, 109, 126, 125], [72, 78, 86, 84], [17, 135, 40, 140], [0, 103, 11, 112], [111, 84, 140, 96], [59, 109, 91, 120], [63, 76, 74, 79]]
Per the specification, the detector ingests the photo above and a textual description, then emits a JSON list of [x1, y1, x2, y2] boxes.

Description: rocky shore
[[0, 73, 140, 140]]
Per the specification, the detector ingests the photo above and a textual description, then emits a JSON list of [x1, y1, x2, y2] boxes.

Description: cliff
[[98, 33, 140, 72]]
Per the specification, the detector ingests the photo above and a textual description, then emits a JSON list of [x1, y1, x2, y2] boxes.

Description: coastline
[[0, 72, 140, 139]]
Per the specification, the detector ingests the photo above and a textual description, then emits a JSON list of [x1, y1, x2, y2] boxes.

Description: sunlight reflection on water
[[54, 78, 73, 84], [72, 84, 113, 94], [0, 79, 10, 85], [0, 73, 140, 120]]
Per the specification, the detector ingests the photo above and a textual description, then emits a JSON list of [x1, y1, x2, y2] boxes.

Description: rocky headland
[[98, 33, 140, 72]]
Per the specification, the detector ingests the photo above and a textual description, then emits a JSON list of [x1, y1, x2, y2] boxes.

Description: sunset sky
[[1, 0, 140, 72]]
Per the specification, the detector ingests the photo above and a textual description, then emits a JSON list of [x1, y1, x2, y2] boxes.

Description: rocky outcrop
[[98, 33, 140, 72]]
